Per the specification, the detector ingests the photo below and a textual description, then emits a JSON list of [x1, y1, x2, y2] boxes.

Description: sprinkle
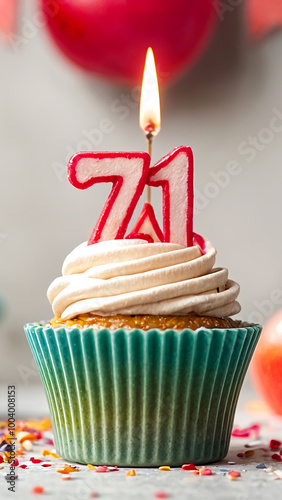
[[11, 458, 19, 466], [245, 440, 262, 447], [126, 469, 136, 476], [5, 474, 18, 481], [87, 464, 95, 471], [227, 471, 241, 480], [193, 470, 199, 475], [41, 464, 52, 467], [49, 452, 59, 459], [20, 465, 28, 469], [200, 468, 212, 476], [182, 463, 197, 471], [274, 470, 282, 479], [256, 463, 266, 469], [89, 494, 99, 498], [154, 492, 169, 498], [45, 439, 54, 446], [244, 450, 255, 457], [228, 461, 236, 465], [23, 440, 33, 451], [220, 469, 230, 472], [232, 424, 260, 438], [95, 466, 108, 473], [269, 440, 281, 450], [159, 466, 170, 471], [0, 456, 3, 464], [31, 486, 44, 494], [41, 449, 51, 457], [271, 453, 282, 462], [109, 465, 119, 472], [30, 458, 43, 464], [61, 475, 71, 480], [264, 467, 274, 472], [237, 453, 244, 458]]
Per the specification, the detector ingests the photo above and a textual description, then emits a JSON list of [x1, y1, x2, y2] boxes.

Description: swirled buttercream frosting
[[47, 238, 241, 320]]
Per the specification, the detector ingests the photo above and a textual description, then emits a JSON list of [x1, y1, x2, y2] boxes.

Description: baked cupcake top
[[47, 238, 240, 320]]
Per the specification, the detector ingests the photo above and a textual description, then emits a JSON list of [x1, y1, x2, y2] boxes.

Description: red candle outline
[[126, 202, 164, 242], [147, 146, 194, 247], [68, 151, 150, 244]]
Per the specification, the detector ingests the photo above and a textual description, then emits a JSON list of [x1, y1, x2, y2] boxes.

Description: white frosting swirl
[[47, 239, 240, 320]]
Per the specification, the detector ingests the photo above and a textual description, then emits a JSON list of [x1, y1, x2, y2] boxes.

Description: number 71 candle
[[68, 47, 195, 249]]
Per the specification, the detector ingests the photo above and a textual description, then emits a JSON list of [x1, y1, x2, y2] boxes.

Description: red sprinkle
[[270, 440, 281, 450], [41, 464, 52, 467], [11, 459, 19, 466], [154, 492, 169, 499], [280, 450, 282, 456], [237, 453, 244, 458], [200, 468, 212, 476], [31, 486, 44, 494], [272, 453, 282, 462], [95, 466, 107, 473], [232, 424, 260, 438], [182, 463, 197, 471], [89, 494, 99, 498], [228, 471, 241, 478], [0, 456, 3, 464], [30, 458, 43, 464], [45, 439, 54, 446], [20, 465, 28, 469]]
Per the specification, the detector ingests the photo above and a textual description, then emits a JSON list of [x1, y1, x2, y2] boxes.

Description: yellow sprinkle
[[49, 452, 60, 459], [87, 464, 95, 471], [126, 469, 136, 476], [159, 466, 170, 471], [245, 450, 255, 457], [41, 449, 51, 457]]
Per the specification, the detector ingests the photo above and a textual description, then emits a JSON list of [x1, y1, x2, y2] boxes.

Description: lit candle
[[139, 47, 161, 205]]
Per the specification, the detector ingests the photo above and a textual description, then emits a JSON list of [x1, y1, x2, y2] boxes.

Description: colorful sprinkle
[[232, 424, 260, 438], [30, 458, 43, 464], [271, 453, 282, 462], [41, 464, 52, 467], [159, 466, 170, 471], [269, 440, 281, 450], [200, 468, 212, 476], [20, 465, 28, 469], [126, 469, 136, 476], [256, 463, 266, 469], [87, 464, 95, 471], [227, 471, 241, 480], [154, 492, 169, 498], [237, 453, 244, 458], [95, 466, 108, 473], [181, 463, 197, 471], [0, 456, 3, 464], [244, 450, 255, 457], [193, 470, 199, 475], [61, 475, 71, 480], [31, 486, 44, 494]]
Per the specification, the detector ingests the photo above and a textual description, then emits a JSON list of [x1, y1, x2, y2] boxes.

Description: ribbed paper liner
[[25, 324, 261, 466]]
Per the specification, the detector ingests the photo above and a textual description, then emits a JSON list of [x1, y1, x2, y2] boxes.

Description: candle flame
[[139, 47, 161, 137]]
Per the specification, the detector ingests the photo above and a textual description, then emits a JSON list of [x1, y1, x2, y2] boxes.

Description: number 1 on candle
[[147, 146, 194, 247]]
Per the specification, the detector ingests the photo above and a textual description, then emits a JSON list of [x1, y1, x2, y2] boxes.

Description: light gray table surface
[[1, 380, 282, 500]]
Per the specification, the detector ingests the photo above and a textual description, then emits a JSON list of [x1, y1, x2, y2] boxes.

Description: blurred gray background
[[0, 0, 282, 399]]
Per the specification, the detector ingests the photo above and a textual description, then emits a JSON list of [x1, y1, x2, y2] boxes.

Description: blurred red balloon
[[40, 0, 218, 85], [251, 310, 282, 415]]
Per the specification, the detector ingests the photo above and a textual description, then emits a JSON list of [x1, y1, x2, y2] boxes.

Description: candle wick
[[146, 132, 153, 204]]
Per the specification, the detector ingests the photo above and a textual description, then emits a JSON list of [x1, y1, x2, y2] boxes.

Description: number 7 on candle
[[68, 151, 150, 244], [147, 146, 194, 247]]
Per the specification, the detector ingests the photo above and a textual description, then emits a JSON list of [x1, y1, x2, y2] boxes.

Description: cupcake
[[25, 236, 261, 466]]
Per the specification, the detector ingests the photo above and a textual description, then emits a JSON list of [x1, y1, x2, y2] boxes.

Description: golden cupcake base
[[47, 313, 241, 331]]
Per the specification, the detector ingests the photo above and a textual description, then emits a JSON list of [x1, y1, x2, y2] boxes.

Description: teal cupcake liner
[[24, 323, 261, 466]]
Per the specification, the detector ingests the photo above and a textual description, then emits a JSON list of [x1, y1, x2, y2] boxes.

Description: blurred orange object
[[251, 310, 282, 415], [247, 0, 282, 40], [0, 0, 17, 38]]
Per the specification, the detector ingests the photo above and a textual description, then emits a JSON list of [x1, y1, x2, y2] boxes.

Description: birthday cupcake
[[25, 148, 261, 466]]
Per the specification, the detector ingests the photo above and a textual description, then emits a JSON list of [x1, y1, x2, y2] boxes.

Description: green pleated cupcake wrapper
[[24, 323, 261, 466]]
